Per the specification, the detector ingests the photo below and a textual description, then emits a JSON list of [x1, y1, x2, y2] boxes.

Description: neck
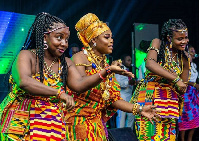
[[44, 50, 58, 61]]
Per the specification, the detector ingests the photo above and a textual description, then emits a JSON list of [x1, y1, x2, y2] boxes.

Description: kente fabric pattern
[[0, 60, 67, 141], [65, 69, 122, 141], [178, 85, 199, 131], [130, 54, 184, 141], [75, 13, 110, 47]]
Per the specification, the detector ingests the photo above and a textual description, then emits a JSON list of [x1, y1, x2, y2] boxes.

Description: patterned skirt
[[178, 85, 199, 131], [0, 96, 66, 141], [135, 116, 176, 141]]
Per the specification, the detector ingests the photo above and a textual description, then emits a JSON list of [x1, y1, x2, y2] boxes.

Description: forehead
[[100, 30, 112, 36], [173, 30, 188, 37], [125, 56, 131, 60]]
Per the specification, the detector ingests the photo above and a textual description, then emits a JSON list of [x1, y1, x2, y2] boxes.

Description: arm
[[67, 51, 134, 93], [12, 50, 58, 96], [145, 38, 177, 81], [111, 99, 160, 124], [12, 50, 74, 110]]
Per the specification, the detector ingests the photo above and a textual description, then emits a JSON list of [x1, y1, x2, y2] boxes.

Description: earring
[[44, 41, 48, 49], [170, 41, 172, 49], [93, 42, 96, 47]]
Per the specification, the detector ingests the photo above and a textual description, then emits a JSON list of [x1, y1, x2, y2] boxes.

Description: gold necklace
[[43, 58, 57, 73]]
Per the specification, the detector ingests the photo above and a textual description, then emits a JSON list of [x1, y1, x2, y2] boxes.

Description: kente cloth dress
[[130, 60, 184, 141], [65, 69, 122, 141], [178, 62, 199, 131], [0, 60, 67, 141]]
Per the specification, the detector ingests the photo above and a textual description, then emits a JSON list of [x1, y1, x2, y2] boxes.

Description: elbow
[[18, 78, 29, 89]]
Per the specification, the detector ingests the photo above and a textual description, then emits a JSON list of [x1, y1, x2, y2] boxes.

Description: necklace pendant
[[92, 63, 97, 69], [102, 89, 110, 100]]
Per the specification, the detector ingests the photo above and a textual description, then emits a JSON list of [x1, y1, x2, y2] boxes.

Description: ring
[[117, 59, 122, 63]]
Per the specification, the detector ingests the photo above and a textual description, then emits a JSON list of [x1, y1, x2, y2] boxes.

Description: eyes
[[104, 34, 114, 39], [176, 36, 189, 41], [56, 35, 69, 43]]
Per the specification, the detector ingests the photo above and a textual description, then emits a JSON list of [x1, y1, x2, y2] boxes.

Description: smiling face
[[171, 30, 189, 51], [92, 30, 113, 56], [44, 23, 70, 57]]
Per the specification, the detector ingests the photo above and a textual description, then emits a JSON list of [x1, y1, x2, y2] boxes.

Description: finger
[[150, 105, 157, 109], [149, 118, 154, 124], [152, 116, 159, 122]]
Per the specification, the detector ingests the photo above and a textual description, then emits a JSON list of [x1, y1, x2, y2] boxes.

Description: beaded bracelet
[[132, 103, 140, 115], [139, 105, 143, 115], [193, 82, 196, 87], [172, 76, 181, 84], [144, 58, 157, 62], [98, 71, 106, 80], [56, 88, 66, 99], [146, 46, 159, 54], [105, 65, 112, 74]]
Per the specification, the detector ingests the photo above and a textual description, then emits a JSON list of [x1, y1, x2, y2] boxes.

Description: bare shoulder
[[72, 51, 88, 64], [150, 38, 161, 49], [17, 50, 35, 60]]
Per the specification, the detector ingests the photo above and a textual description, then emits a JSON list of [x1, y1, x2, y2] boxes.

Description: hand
[[129, 78, 136, 85], [175, 80, 187, 94], [141, 105, 161, 124], [109, 65, 135, 78], [60, 93, 75, 111]]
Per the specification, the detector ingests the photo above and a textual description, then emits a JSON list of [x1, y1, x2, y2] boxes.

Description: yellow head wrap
[[75, 13, 110, 47]]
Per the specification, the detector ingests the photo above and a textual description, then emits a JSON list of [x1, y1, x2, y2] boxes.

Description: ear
[[44, 34, 48, 43]]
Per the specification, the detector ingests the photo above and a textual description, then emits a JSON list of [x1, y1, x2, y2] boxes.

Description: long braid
[[158, 19, 188, 65], [23, 12, 68, 90]]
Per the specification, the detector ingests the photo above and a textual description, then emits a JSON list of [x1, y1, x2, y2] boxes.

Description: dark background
[[0, 0, 199, 59]]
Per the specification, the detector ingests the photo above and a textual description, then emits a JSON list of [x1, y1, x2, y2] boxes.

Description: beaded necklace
[[76, 48, 113, 100], [30, 50, 61, 86]]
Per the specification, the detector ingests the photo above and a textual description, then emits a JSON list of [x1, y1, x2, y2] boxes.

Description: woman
[[65, 13, 160, 141], [0, 12, 135, 141], [130, 19, 190, 140], [178, 45, 199, 141]]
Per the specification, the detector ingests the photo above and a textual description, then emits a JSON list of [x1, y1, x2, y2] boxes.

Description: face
[[171, 30, 189, 51], [123, 56, 132, 67], [71, 47, 80, 56], [93, 30, 113, 55], [189, 47, 196, 59], [44, 23, 70, 57]]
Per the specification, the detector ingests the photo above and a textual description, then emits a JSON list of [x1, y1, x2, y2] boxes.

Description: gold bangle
[[146, 46, 159, 54], [193, 82, 196, 87], [132, 103, 139, 115]]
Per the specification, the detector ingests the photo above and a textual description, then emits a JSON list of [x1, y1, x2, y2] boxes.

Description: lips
[[58, 49, 65, 53]]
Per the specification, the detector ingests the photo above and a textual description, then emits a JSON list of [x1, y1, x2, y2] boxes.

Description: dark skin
[[72, 29, 160, 123], [12, 23, 131, 111], [146, 30, 189, 94]]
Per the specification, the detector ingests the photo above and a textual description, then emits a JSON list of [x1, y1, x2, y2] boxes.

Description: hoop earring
[[44, 41, 48, 49]]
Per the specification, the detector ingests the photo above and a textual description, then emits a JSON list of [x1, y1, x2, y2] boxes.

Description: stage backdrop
[[0, 11, 35, 102]]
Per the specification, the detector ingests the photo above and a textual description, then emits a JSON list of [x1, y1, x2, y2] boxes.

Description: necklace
[[43, 57, 57, 74], [76, 48, 112, 100]]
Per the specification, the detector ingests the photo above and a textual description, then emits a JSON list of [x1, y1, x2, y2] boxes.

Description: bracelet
[[56, 88, 66, 99], [172, 76, 181, 84], [105, 65, 112, 75], [139, 105, 143, 115], [144, 58, 157, 62], [132, 103, 140, 115], [146, 46, 159, 54], [193, 82, 196, 87], [98, 71, 106, 80]]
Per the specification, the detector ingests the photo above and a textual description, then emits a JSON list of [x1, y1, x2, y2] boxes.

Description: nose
[[61, 40, 68, 48]]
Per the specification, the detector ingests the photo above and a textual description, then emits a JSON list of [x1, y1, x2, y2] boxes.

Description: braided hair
[[158, 19, 188, 65], [23, 12, 68, 91]]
